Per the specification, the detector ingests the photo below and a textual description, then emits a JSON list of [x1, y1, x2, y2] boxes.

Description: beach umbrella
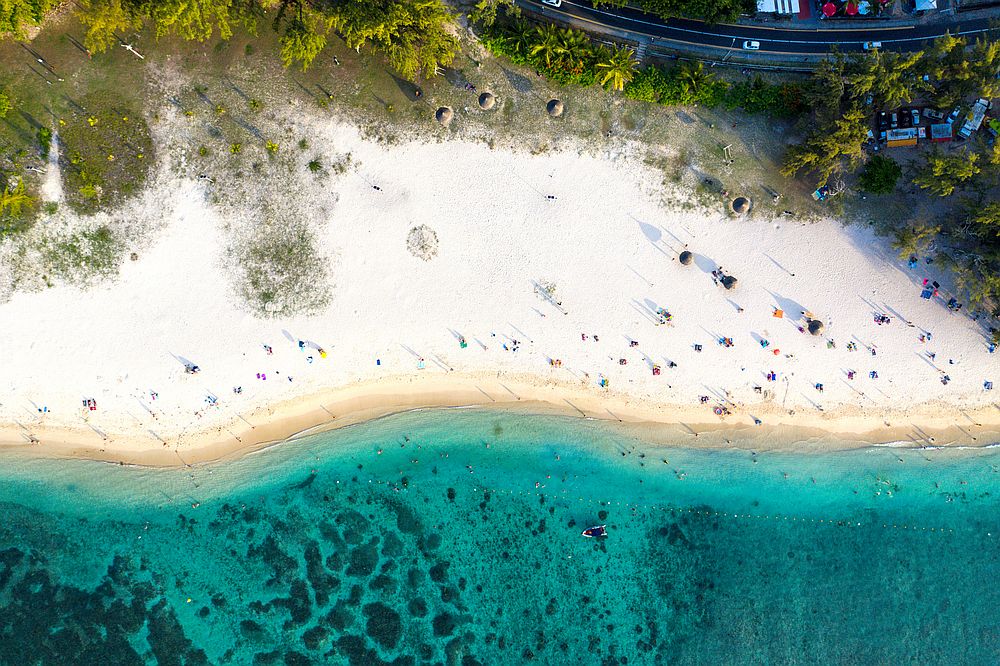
[[807, 319, 825, 336], [821, 1, 837, 15], [731, 197, 750, 215], [679, 250, 693, 265], [721, 275, 738, 290], [546, 99, 564, 117], [435, 106, 453, 126], [845, 1, 858, 14], [478, 92, 496, 110]]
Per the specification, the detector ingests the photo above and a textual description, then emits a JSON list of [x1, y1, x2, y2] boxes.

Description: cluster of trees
[[482, 20, 803, 114], [481, 21, 639, 89], [782, 34, 1000, 185], [0, 0, 58, 38], [2, 0, 459, 79], [625, 61, 804, 116], [785, 33, 1000, 309]]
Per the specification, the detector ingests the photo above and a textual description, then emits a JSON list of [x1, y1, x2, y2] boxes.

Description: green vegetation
[[0, 91, 11, 118], [234, 218, 330, 316], [0, 0, 59, 38], [913, 148, 980, 197], [36, 126, 52, 159], [59, 94, 153, 214], [857, 156, 901, 195], [10, 0, 458, 81], [0, 174, 35, 236], [42, 225, 123, 281], [482, 21, 802, 116], [785, 34, 1000, 309], [593, 0, 756, 24]]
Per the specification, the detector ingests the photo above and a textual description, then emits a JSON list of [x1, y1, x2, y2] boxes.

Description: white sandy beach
[[2, 119, 998, 464]]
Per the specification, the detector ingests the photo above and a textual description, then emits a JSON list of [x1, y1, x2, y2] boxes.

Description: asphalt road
[[521, 0, 998, 54]]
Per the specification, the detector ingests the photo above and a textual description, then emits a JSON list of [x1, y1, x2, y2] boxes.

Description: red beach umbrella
[[845, 1, 858, 14], [821, 2, 837, 16]]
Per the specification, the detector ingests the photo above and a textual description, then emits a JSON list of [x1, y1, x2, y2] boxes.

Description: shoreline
[[3, 372, 999, 468]]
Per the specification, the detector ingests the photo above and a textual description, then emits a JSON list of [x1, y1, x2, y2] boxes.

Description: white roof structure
[[757, 0, 797, 13], [915, 0, 937, 10]]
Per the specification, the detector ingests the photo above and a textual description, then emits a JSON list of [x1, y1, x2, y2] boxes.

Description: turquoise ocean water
[[1, 409, 999, 665]]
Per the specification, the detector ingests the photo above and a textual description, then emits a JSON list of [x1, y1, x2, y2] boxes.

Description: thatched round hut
[[679, 250, 693, 265], [731, 197, 750, 215], [478, 92, 496, 110], [807, 319, 824, 336], [546, 99, 564, 117], [435, 106, 453, 126], [721, 275, 738, 290]]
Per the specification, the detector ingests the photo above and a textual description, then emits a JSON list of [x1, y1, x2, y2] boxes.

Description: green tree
[[469, 0, 519, 27], [0, 176, 34, 233], [858, 155, 902, 194], [0, 91, 11, 118], [676, 61, 712, 98], [781, 106, 869, 185], [968, 202, 1000, 242], [326, 0, 458, 80], [891, 221, 940, 258], [530, 23, 562, 68], [804, 55, 845, 125], [77, 0, 143, 54], [595, 45, 638, 92], [149, 0, 258, 43], [913, 148, 981, 197], [556, 27, 592, 69], [0, 0, 59, 39]]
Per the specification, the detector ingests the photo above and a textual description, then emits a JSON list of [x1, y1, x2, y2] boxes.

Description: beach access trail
[[1, 122, 997, 465]]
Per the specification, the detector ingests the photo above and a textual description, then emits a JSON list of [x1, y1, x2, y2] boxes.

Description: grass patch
[[41, 225, 123, 283], [233, 219, 331, 316], [59, 92, 154, 214]]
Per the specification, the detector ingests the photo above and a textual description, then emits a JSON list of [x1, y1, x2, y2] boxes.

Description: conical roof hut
[[478, 92, 496, 110], [679, 250, 693, 265], [731, 197, 750, 215], [546, 99, 564, 117], [435, 107, 453, 126], [807, 319, 824, 336]]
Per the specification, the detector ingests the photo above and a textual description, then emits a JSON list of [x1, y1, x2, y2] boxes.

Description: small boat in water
[[581, 525, 607, 538]]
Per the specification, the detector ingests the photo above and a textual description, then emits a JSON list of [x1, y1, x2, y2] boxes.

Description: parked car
[[743, 40, 760, 50], [899, 110, 910, 128], [923, 108, 945, 120], [890, 112, 898, 129], [877, 111, 890, 132], [541, 0, 562, 6], [911, 109, 921, 126], [863, 42, 882, 50], [947, 106, 962, 124]]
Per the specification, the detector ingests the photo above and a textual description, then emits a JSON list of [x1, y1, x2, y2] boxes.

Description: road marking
[[526, 0, 994, 48]]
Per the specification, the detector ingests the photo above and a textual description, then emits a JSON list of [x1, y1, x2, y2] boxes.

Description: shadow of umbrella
[[693, 253, 716, 274]]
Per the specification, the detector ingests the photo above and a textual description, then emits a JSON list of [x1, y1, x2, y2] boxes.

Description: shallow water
[[1, 409, 999, 665]]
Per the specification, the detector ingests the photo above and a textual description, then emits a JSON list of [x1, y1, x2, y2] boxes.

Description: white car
[[541, 0, 562, 6], [743, 40, 760, 50], [863, 41, 882, 50]]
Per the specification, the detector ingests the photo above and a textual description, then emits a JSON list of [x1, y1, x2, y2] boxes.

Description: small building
[[930, 123, 953, 142], [886, 127, 918, 147]]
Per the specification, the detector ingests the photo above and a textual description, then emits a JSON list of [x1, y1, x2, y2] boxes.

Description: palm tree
[[556, 28, 592, 69], [596, 45, 639, 92], [530, 24, 562, 68], [0, 179, 32, 220], [507, 20, 534, 57], [676, 61, 712, 95]]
